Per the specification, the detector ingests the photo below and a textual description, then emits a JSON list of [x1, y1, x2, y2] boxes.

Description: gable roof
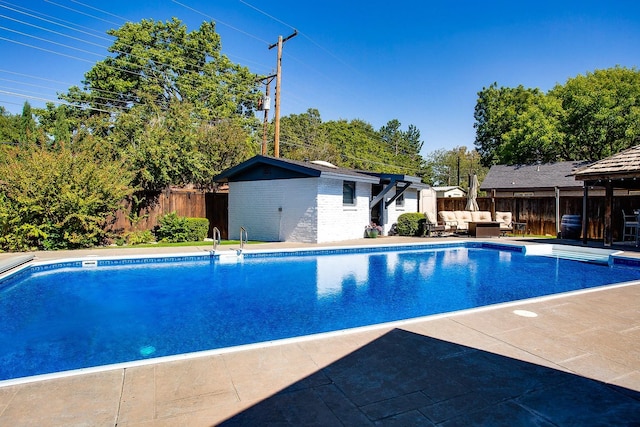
[[480, 161, 588, 191], [214, 155, 380, 183], [573, 145, 640, 181]]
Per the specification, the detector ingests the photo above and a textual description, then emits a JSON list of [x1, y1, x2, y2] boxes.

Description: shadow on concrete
[[219, 329, 640, 426]]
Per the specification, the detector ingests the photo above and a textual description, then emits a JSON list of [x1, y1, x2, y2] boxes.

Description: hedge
[[155, 212, 209, 242], [396, 212, 426, 236]]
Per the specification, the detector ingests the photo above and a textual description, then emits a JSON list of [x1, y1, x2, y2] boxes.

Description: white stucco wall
[[228, 177, 423, 243], [316, 178, 371, 243], [384, 188, 419, 233], [228, 176, 373, 243], [228, 178, 319, 242]]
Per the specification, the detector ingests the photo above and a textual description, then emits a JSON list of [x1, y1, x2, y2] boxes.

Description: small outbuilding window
[[343, 181, 356, 205]]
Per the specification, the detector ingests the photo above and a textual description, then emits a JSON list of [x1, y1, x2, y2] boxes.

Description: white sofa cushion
[[471, 211, 492, 222], [495, 211, 513, 230], [438, 211, 457, 230], [453, 211, 472, 230], [425, 211, 438, 224]]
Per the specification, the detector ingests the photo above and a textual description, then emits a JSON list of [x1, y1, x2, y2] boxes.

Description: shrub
[[185, 217, 209, 241], [0, 146, 133, 251], [125, 230, 155, 245], [155, 212, 209, 242], [396, 212, 426, 236]]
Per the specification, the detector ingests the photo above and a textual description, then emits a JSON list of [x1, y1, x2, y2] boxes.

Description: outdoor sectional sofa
[[438, 210, 493, 233], [424, 210, 516, 236]]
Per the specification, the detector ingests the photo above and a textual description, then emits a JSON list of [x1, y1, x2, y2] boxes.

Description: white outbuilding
[[214, 155, 430, 243]]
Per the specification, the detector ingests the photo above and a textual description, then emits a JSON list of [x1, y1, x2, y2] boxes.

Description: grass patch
[[111, 240, 263, 249]]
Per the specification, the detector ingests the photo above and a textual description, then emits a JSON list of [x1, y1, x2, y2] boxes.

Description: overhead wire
[[278, 138, 419, 173], [0, 69, 145, 103], [1, 0, 395, 147], [171, 0, 271, 46], [0, 0, 295, 108]]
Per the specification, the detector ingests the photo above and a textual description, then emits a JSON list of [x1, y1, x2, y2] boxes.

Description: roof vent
[[310, 160, 338, 169]]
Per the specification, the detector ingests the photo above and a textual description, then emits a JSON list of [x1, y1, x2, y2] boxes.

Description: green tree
[[424, 146, 486, 189], [279, 108, 339, 162], [19, 101, 40, 147], [324, 119, 392, 171], [500, 91, 565, 164], [111, 101, 256, 191], [474, 84, 550, 165], [58, 17, 263, 189], [66, 18, 260, 121], [380, 120, 424, 171], [552, 66, 640, 161], [474, 67, 640, 165], [0, 106, 20, 144], [35, 103, 73, 150]]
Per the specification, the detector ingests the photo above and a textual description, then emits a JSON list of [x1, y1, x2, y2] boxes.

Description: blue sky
[[1, 1, 639, 155]]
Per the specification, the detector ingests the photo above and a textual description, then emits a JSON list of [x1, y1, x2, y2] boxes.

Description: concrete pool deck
[[0, 237, 638, 426]]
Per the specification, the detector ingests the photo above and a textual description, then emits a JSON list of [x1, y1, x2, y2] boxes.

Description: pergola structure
[[573, 145, 640, 246]]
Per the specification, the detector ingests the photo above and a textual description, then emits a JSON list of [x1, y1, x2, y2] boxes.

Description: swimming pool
[[1, 242, 639, 383]]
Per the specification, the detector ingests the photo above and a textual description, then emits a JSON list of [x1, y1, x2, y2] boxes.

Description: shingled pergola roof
[[573, 145, 640, 186]]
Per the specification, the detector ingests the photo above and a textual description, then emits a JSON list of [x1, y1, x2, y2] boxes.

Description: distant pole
[[256, 74, 276, 156], [262, 81, 270, 155], [269, 30, 297, 158]]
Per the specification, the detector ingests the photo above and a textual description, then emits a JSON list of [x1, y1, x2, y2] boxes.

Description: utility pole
[[269, 30, 297, 158], [256, 74, 276, 155]]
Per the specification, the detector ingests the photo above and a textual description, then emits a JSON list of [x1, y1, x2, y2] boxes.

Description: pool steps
[[217, 251, 244, 264], [0, 255, 35, 275], [524, 244, 618, 265]]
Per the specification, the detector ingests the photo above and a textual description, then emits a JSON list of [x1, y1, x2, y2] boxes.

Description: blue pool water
[[1, 243, 640, 381]]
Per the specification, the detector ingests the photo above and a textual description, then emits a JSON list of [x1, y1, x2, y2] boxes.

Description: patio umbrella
[[466, 173, 480, 211]]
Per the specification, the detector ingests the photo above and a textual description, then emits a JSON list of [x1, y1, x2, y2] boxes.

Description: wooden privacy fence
[[437, 195, 640, 240], [110, 188, 229, 239]]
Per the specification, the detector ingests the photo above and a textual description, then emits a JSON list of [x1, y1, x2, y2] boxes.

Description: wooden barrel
[[561, 215, 582, 239]]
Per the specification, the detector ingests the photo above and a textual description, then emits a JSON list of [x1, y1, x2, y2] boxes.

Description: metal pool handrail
[[212, 227, 221, 252], [240, 226, 248, 251]]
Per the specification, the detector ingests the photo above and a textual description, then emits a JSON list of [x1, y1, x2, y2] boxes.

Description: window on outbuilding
[[343, 181, 356, 205]]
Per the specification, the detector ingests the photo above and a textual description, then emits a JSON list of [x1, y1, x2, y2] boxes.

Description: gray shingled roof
[[267, 156, 378, 179], [480, 161, 588, 191], [215, 155, 381, 183], [573, 145, 640, 180]]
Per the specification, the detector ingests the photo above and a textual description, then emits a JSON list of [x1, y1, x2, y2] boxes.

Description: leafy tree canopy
[[474, 66, 640, 165], [423, 146, 487, 189], [277, 109, 426, 176], [64, 18, 260, 121]]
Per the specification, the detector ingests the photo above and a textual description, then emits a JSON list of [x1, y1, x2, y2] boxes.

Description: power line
[[238, 0, 361, 76], [0, 69, 141, 102], [68, 0, 129, 22], [171, 0, 270, 45], [0, 12, 111, 50], [0, 2, 110, 41], [279, 138, 418, 173], [0, 25, 105, 58], [43, 0, 121, 27], [0, 89, 114, 114]]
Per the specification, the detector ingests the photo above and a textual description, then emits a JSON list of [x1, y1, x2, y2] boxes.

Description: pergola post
[[604, 182, 613, 247], [582, 183, 588, 244]]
